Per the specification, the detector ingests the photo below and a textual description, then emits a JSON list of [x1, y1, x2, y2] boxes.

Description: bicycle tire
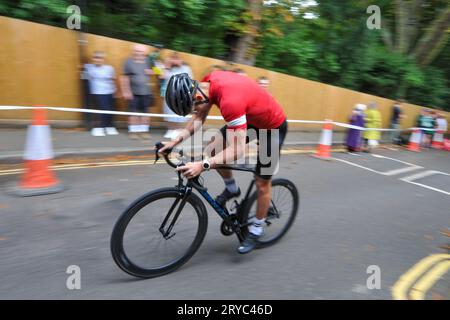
[[111, 187, 208, 278], [239, 178, 299, 248]]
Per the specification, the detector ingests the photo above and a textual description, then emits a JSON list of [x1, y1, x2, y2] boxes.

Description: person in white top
[[161, 52, 193, 140], [85, 51, 118, 137], [436, 114, 448, 132]]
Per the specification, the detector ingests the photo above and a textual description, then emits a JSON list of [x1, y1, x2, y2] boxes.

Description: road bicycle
[[111, 142, 299, 278]]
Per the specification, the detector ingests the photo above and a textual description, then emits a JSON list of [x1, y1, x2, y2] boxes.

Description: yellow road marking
[[409, 260, 450, 300], [0, 169, 23, 176], [0, 160, 167, 176], [392, 254, 450, 300], [0, 148, 326, 176]]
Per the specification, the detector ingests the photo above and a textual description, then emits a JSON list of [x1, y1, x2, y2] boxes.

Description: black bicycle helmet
[[165, 73, 201, 116]]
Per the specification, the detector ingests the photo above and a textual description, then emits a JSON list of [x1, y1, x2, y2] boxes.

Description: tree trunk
[[395, 0, 408, 54], [230, 0, 262, 66], [411, 5, 450, 66]]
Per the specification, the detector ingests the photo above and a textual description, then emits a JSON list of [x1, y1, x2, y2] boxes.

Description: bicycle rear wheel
[[240, 178, 299, 247], [111, 188, 208, 278]]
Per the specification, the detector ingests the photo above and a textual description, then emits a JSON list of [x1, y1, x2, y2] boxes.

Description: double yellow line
[[392, 254, 450, 300], [0, 159, 167, 176], [0, 148, 324, 177]]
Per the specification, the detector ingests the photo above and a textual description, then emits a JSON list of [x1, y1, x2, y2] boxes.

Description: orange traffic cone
[[408, 128, 421, 152], [431, 130, 444, 149], [14, 107, 64, 196], [444, 138, 450, 151], [312, 121, 333, 160]]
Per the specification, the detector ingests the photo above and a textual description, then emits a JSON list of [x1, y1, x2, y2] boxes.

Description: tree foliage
[[0, 0, 449, 110]]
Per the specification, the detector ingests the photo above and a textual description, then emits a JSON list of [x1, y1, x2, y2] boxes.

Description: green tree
[[1, 0, 449, 110]]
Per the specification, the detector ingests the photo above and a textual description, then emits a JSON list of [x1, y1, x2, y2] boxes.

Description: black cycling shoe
[[215, 188, 241, 208], [237, 232, 261, 254]]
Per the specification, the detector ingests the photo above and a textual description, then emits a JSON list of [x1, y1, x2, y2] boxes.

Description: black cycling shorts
[[219, 119, 288, 180]]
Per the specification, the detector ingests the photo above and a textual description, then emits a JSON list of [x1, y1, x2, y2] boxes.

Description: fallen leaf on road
[[102, 192, 113, 197], [0, 203, 8, 210], [424, 235, 435, 241], [0, 237, 7, 241]]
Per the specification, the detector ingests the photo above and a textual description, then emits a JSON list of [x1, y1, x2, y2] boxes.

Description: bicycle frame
[[111, 143, 298, 279], [154, 143, 260, 242], [159, 167, 256, 242]]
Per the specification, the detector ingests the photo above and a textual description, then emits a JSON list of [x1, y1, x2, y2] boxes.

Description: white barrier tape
[[0, 106, 327, 124], [49, 106, 227, 120], [0, 105, 440, 132], [0, 106, 34, 111], [285, 119, 327, 124], [0, 105, 213, 120], [332, 121, 438, 132]]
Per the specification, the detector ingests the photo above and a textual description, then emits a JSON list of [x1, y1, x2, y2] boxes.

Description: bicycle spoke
[[120, 195, 201, 271], [240, 180, 298, 246]]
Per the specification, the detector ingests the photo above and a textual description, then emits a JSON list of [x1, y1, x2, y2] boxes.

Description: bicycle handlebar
[[155, 141, 255, 173], [154, 142, 207, 191], [154, 141, 179, 168]]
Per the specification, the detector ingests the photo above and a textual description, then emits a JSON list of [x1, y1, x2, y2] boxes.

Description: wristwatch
[[202, 159, 211, 171]]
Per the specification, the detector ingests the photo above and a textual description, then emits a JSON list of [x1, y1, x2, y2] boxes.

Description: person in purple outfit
[[345, 104, 366, 153]]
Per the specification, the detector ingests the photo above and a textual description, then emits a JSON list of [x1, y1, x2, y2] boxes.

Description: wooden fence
[[1, 16, 448, 130]]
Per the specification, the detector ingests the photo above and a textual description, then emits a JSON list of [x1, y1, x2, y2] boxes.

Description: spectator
[[148, 48, 166, 108], [390, 100, 404, 145], [161, 52, 193, 140], [120, 44, 153, 140], [232, 68, 247, 76], [202, 65, 226, 79], [211, 64, 226, 72], [417, 108, 435, 147], [363, 102, 381, 152], [433, 113, 447, 149], [148, 46, 162, 69], [80, 56, 94, 130], [258, 76, 270, 91], [85, 51, 118, 137], [345, 104, 365, 153], [436, 113, 448, 134]]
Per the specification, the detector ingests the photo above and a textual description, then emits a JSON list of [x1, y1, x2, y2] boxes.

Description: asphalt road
[[0, 149, 449, 299]]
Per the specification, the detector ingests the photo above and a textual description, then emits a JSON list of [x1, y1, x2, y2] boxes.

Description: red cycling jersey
[[202, 71, 286, 130]]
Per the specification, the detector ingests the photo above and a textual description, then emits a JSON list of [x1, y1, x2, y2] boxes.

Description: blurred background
[[0, 1, 449, 300], [1, 0, 450, 125]]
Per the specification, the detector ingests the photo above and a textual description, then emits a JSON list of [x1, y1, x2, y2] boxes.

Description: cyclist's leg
[[204, 126, 232, 179], [206, 126, 244, 206], [254, 176, 272, 220], [239, 121, 287, 253], [253, 120, 288, 223]]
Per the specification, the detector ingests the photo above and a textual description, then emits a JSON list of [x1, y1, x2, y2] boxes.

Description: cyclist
[[159, 71, 288, 254]]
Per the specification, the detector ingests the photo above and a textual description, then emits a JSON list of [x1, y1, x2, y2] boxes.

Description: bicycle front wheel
[[240, 179, 299, 248], [111, 188, 208, 278]]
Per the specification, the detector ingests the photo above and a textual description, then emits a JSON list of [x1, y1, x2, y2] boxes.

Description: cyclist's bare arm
[[178, 103, 211, 142], [159, 102, 211, 153], [209, 129, 247, 169]]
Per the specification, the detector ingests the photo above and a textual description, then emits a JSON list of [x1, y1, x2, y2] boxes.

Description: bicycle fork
[[158, 187, 192, 240]]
